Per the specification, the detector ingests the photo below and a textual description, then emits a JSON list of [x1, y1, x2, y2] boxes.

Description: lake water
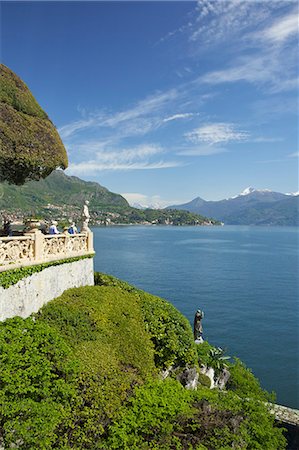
[[92, 225, 299, 409]]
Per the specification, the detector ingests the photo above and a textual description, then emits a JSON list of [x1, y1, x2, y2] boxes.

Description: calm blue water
[[93, 225, 299, 409]]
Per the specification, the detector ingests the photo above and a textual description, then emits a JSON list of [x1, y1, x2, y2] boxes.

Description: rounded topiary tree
[[0, 64, 68, 185]]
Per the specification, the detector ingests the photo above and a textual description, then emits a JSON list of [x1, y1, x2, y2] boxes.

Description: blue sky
[[1, 1, 298, 206]]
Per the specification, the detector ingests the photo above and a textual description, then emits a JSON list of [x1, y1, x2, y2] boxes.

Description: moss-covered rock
[[0, 64, 68, 185]]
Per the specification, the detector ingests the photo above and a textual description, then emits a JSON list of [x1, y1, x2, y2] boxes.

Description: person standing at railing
[[49, 220, 59, 235], [3, 218, 12, 237], [68, 222, 78, 235]]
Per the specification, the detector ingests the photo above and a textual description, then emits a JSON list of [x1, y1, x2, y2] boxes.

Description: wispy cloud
[[185, 123, 249, 145], [59, 88, 180, 140], [58, 117, 98, 139], [197, 6, 298, 93], [67, 160, 182, 175], [94, 144, 163, 163], [163, 113, 196, 123], [66, 144, 183, 175], [177, 146, 227, 156], [104, 89, 178, 127], [191, 0, 278, 46], [121, 192, 182, 209], [252, 9, 298, 44], [288, 151, 299, 158]]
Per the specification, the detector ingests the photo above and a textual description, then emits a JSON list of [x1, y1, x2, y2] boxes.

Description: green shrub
[[0, 64, 68, 185], [0, 316, 79, 449], [0, 276, 286, 449], [106, 379, 286, 450], [106, 378, 192, 450], [198, 372, 212, 388], [95, 272, 198, 370], [196, 341, 214, 366], [227, 358, 274, 402], [37, 285, 157, 447]]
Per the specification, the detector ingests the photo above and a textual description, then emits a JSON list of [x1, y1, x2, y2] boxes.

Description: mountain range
[[167, 187, 299, 226], [0, 170, 218, 226]]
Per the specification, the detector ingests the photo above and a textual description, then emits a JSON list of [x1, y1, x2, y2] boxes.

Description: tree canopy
[[0, 64, 68, 185]]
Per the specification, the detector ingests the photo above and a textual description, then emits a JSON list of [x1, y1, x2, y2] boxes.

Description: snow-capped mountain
[[132, 202, 162, 210], [231, 187, 276, 199], [167, 188, 299, 226]]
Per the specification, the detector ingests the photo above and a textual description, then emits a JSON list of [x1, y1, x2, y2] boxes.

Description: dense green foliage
[[0, 317, 79, 449], [94, 272, 198, 369], [0, 254, 94, 289], [106, 378, 285, 450], [227, 358, 274, 401], [0, 274, 286, 449], [0, 64, 68, 185]]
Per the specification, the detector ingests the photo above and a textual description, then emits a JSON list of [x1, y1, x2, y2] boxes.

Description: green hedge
[[0, 316, 79, 449], [94, 272, 198, 369], [106, 378, 286, 450], [0, 254, 94, 289], [0, 64, 68, 185], [0, 273, 287, 449]]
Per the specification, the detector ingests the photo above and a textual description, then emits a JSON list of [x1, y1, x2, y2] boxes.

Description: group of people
[[48, 221, 78, 235]]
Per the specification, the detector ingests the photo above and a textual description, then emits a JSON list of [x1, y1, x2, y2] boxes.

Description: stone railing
[[0, 230, 94, 272]]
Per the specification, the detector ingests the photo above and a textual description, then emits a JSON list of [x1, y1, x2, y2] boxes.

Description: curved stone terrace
[[0, 223, 94, 272]]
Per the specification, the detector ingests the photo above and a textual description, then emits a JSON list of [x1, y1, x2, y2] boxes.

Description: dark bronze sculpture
[[194, 309, 204, 342]]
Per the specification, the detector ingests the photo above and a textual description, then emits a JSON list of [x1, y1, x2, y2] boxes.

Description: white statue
[[81, 200, 90, 232]]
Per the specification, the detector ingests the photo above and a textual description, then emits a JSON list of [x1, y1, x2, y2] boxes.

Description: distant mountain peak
[[239, 186, 256, 196], [231, 187, 275, 199]]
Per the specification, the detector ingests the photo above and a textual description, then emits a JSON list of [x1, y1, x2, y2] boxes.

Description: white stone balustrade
[[0, 230, 94, 272]]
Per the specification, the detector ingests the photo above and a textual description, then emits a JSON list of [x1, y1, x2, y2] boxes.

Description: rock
[[215, 367, 231, 390], [200, 365, 215, 389], [177, 367, 199, 390]]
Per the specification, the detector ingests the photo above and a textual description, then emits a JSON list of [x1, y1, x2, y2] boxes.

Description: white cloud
[[59, 88, 179, 141], [58, 117, 97, 139], [95, 144, 163, 164], [199, 54, 271, 85], [185, 123, 249, 145], [177, 146, 227, 156], [163, 113, 195, 123], [121, 192, 184, 209], [65, 143, 183, 175], [191, 0, 275, 45], [103, 89, 178, 127], [288, 151, 299, 158], [66, 160, 182, 175], [254, 9, 298, 44]]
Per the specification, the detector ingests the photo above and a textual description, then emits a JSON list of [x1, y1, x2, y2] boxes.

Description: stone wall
[[0, 257, 94, 321]]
